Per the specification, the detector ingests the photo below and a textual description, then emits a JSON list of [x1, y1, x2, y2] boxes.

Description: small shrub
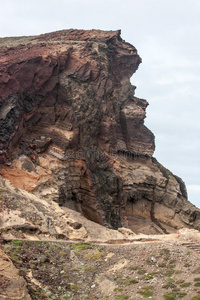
[[30, 264, 36, 269], [117, 277, 138, 286], [184, 263, 191, 267], [84, 251, 105, 260], [12, 240, 23, 247], [137, 286, 154, 298], [165, 270, 175, 277], [114, 288, 124, 292], [176, 280, 185, 284], [194, 278, 200, 282], [72, 243, 93, 250], [164, 292, 187, 299], [159, 263, 167, 268], [139, 290, 153, 298], [190, 297, 200, 300], [19, 268, 24, 276], [194, 282, 200, 287], [162, 283, 177, 289], [166, 278, 174, 283], [164, 249, 170, 254], [175, 270, 183, 274], [34, 241, 46, 245], [177, 292, 187, 298], [180, 282, 191, 288], [114, 295, 129, 300], [72, 268, 78, 271], [84, 266, 95, 271], [193, 267, 200, 274], [59, 251, 67, 256], [70, 283, 79, 291], [161, 249, 170, 255], [164, 293, 176, 300], [142, 273, 154, 280], [128, 266, 138, 270], [172, 288, 181, 292], [137, 268, 147, 275]]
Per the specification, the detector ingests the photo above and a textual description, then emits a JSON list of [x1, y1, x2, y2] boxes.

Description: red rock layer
[[0, 30, 199, 232]]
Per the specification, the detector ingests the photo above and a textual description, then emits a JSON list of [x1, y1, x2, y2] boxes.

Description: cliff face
[[0, 29, 199, 233]]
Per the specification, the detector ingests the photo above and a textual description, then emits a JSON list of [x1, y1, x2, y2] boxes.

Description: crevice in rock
[[150, 202, 168, 234], [150, 198, 168, 234]]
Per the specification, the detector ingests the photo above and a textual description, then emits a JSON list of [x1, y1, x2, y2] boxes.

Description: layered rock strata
[[0, 29, 199, 233]]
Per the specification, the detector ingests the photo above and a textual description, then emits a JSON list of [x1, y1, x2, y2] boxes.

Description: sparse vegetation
[[142, 273, 154, 280], [193, 267, 200, 274], [166, 278, 174, 283], [84, 251, 105, 260], [162, 282, 177, 289], [175, 270, 183, 274], [84, 266, 95, 271], [178, 293, 187, 298], [114, 295, 129, 300], [12, 240, 23, 247], [137, 286, 154, 298], [164, 291, 187, 299], [180, 282, 191, 288], [128, 266, 138, 270], [164, 293, 177, 300], [137, 268, 147, 275], [165, 269, 175, 277], [194, 282, 200, 287], [159, 263, 167, 268], [161, 249, 170, 255], [71, 243, 93, 250], [70, 283, 79, 291], [194, 278, 200, 282], [1, 231, 200, 299], [117, 277, 138, 286], [176, 279, 185, 284]]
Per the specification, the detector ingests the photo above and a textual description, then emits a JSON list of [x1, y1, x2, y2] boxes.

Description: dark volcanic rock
[[0, 29, 199, 233]]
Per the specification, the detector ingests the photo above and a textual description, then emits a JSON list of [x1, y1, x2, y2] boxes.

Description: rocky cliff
[[0, 29, 199, 234]]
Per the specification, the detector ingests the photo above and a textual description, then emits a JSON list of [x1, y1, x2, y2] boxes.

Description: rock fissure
[[150, 197, 168, 234]]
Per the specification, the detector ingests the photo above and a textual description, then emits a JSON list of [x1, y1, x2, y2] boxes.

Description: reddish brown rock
[[0, 29, 199, 233]]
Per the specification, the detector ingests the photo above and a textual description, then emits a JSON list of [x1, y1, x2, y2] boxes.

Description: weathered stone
[[0, 29, 199, 233], [0, 248, 31, 300]]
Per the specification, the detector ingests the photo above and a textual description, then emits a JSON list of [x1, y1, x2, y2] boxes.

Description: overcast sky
[[0, 0, 199, 208]]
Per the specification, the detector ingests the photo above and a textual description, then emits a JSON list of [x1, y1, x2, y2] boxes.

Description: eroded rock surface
[[0, 29, 199, 233], [0, 248, 31, 300]]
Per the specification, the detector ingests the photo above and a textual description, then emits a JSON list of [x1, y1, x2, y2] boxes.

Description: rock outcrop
[[0, 247, 31, 300], [0, 29, 200, 234]]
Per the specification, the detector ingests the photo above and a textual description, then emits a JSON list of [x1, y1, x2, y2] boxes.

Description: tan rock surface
[[0, 248, 31, 300]]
